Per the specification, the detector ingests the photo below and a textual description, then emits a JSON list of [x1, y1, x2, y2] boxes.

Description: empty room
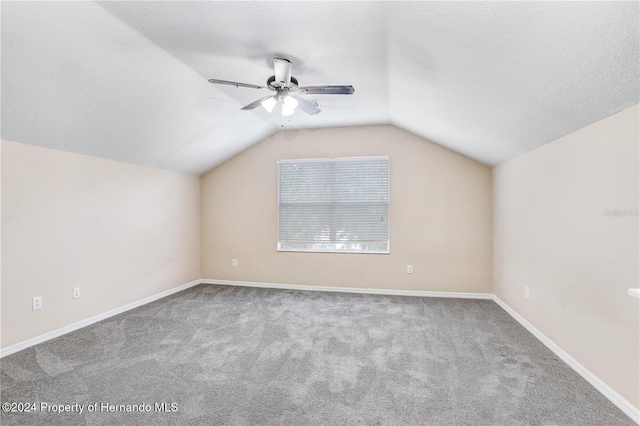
[[1, 1, 638, 425]]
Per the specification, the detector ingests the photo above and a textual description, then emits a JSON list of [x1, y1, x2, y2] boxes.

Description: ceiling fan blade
[[273, 58, 292, 86], [291, 95, 321, 115], [241, 95, 274, 110], [208, 79, 269, 90], [298, 85, 355, 95]]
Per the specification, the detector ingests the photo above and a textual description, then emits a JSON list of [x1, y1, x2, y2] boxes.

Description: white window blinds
[[277, 156, 389, 253]]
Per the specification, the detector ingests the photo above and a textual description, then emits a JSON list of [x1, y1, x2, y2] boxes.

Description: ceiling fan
[[208, 58, 354, 116]]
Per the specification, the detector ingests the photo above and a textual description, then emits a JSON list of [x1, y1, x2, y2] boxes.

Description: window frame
[[276, 155, 390, 254]]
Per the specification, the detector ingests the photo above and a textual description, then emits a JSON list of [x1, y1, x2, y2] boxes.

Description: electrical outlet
[[73, 287, 80, 299], [232, 259, 238, 267], [525, 286, 530, 299], [32, 296, 42, 311], [407, 265, 414, 274]]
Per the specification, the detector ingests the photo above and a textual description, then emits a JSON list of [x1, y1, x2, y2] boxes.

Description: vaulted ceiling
[[2, 1, 638, 175]]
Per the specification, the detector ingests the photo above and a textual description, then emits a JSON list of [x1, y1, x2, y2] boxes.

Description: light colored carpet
[[0, 284, 634, 425]]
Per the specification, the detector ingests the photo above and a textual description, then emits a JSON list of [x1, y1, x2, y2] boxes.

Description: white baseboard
[[201, 279, 494, 300], [492, 295, 640, 425], [0, 279, 202, 358]]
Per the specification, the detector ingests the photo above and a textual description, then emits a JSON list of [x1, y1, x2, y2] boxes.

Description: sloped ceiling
[[2, 1, 638, 175]]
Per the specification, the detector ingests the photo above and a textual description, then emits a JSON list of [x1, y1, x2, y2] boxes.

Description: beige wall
[[493, 105, 640, 407], [201, 125, 493, 293], [1, 140, 201, 349]]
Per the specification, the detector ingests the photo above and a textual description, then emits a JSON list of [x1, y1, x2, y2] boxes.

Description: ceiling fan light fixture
[[261, 96, 277, 113], [283, 95, 298, 109], [282, 104, 295, 117]]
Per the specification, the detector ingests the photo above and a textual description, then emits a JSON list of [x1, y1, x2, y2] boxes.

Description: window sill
[[277, 248, 390, 255]]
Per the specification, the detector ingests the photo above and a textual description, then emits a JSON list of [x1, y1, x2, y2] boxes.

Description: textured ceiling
[[2, 1, 638, 175]]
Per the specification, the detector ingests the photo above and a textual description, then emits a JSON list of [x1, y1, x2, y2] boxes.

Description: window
[[277, 156, 389, 253]]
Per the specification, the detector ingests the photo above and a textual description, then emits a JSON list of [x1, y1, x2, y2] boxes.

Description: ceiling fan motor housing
[[267, 75, 298, 91]]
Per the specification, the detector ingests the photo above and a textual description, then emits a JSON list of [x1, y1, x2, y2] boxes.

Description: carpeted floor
[[0, 284, 634, 425]]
